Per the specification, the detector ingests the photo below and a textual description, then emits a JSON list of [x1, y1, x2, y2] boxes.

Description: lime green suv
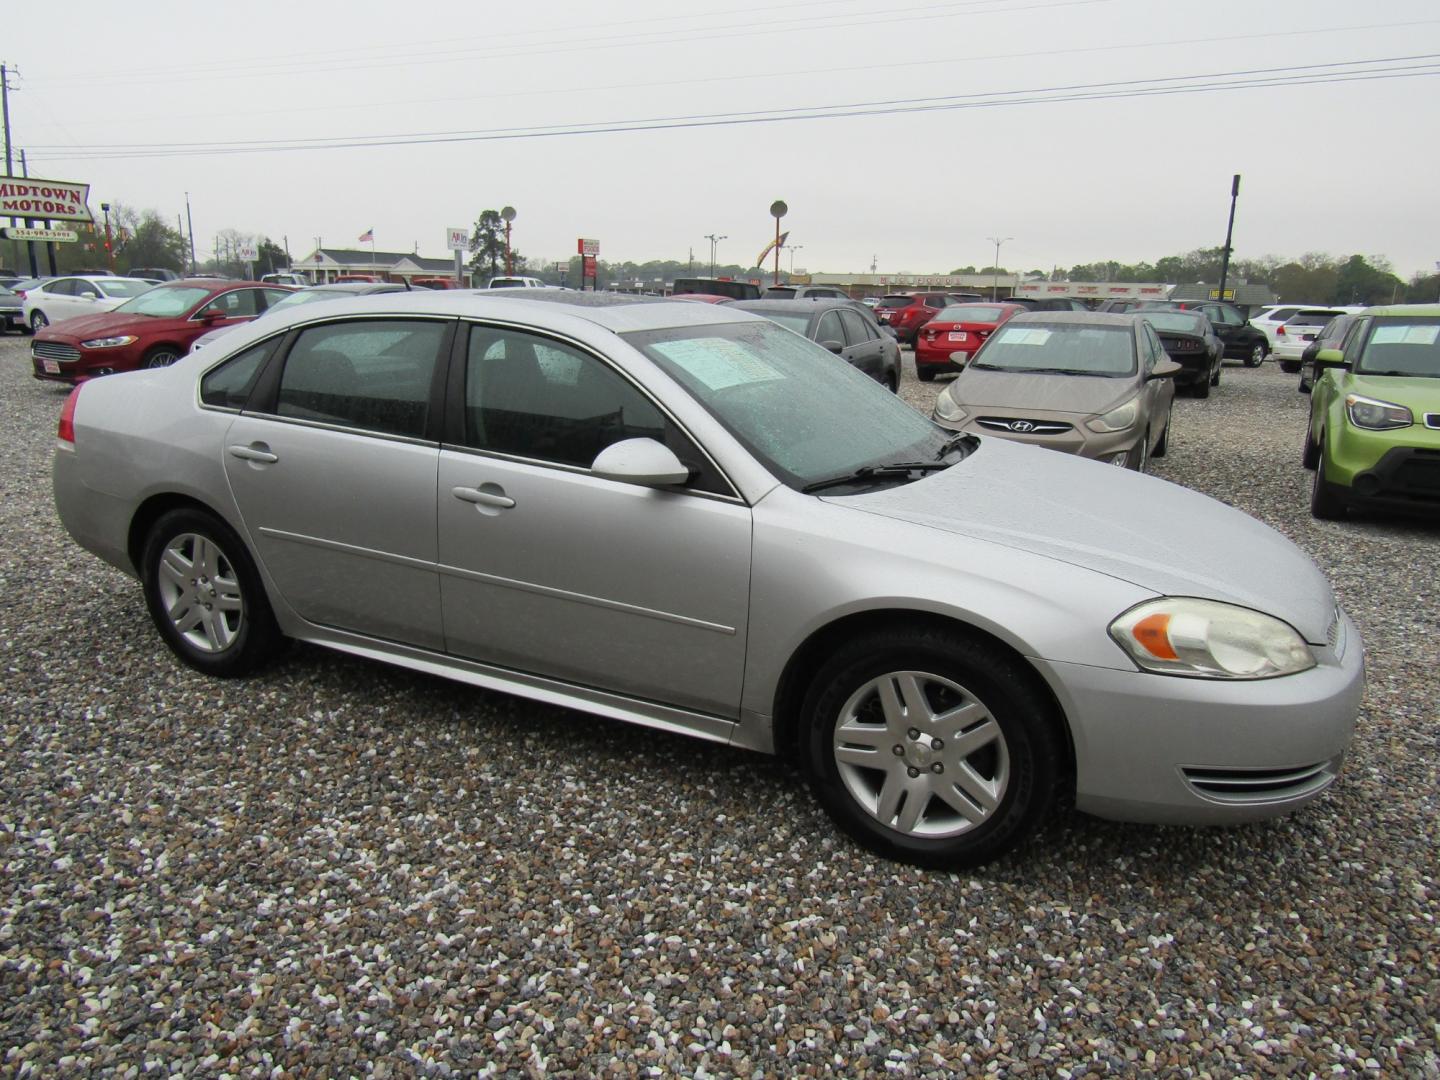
[[1304, 304, 1440, 519]]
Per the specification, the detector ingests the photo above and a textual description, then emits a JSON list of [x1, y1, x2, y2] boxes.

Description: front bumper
[[1032, 608, 1364, 824], [1, 309, 23, 331], [31, 341, 133, 383]]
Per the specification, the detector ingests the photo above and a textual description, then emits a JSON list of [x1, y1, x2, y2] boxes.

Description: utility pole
[[184, 192, 197, 274], [3, 67, 41, 277], [1216, 174, 1241, 303], [987, 236, 1013, 301]]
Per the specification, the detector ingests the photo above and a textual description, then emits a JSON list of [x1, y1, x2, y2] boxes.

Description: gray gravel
[[2, 336, 1438, 1077]]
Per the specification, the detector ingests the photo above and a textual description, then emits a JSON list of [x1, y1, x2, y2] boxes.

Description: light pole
[[100, 202, 114, 271], [501, 206, 516, 276], [770, 200, 788, 287], [987, 236, 1013, 301], [788, 244, 804, 274], [1216, 175, 1241, 302], [704, 233, 726, 276]]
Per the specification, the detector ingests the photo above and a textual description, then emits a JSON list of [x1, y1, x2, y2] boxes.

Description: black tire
[[1152, 404, 1171, 458], [886, 371, 900, 393], [1244, 342, 1265, 368], [142, 508, 283, 677], [1309, 452, 1347, 521], [801, 628, 1061, 869], [1193, 373, 1211, 399], [1279, 360, 1301, 374], [1301, 413, 1320, 470], [1210, 358, 1221, 386], [143, 346, 181, 369], [30, 310, 48, 331], [917, 365, 936, 382]]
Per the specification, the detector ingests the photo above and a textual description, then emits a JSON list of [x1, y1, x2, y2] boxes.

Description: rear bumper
[[1033, 609, 1363, 824]]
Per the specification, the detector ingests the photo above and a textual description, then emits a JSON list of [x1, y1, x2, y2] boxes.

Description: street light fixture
[[704, 233, 727, 276], [987, 236, 1013, 301], [788, 244, 804, 274], [501, 206, 516, 276]]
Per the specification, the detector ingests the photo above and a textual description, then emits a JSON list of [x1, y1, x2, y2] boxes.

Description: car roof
[[729, 299, 856, 315], [1361, 303, 1440, 317], [1009, 310, 1140, 328], [255, 288, 757, 337]]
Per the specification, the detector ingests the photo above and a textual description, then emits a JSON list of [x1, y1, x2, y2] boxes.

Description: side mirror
[[1314, 348, 1348, 369], [590, 438, 690, 487], [80, 290, 99, 300], [1149, 359, 1183, 380], [820, 340, 845, 355], [199, 308, 227, 322]]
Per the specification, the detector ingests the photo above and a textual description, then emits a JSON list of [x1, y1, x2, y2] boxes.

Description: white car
[[23, 275, 156, 331], [486, 276, 546, 288], [1271, 308, 1354, 368], [1249, 304, 1325, 347]]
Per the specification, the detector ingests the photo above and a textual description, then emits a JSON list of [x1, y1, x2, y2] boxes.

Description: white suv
[[486, 276, 546, 288]]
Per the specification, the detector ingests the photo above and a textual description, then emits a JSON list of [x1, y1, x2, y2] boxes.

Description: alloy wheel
[[154, 532, 245, 653]]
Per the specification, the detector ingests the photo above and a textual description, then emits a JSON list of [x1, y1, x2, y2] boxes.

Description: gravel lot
[[2, 335, 1437, 1077]]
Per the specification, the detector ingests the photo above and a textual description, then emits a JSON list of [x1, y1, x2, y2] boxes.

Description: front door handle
[[228, 443, 278, 464], [452, 485, 515, 509]]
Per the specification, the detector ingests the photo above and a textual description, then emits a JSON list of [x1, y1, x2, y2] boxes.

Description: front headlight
[[1109, 598, 1316, 679], [1085, 396, 1139, 433], [1345, 393, 1411, 431], [934, 385, 968, 423], [80, 335, 138, 349]]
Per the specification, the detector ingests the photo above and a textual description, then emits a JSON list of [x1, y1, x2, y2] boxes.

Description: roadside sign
[[1, 226, 78, 243], [578, 237, 599, 256], [447, 227, 469, 251], [0, 177, 94, 224], [237, 243, 258, 263]]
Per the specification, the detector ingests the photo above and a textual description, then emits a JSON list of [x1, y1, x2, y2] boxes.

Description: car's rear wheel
[[1280, 360, 1301, 374], [916, 365, 936, 382], [143, 346, 180, 369], [29, 310, 47, 331], [1309, 451, 1348, 521], [1210, 358, 1221, 386], [1193, 373, 1211, 399], [886, 370, 899, 393], [801, 628, 1059, 869], [142, 508, 283, 676], [1244, 343, 1265, 367]]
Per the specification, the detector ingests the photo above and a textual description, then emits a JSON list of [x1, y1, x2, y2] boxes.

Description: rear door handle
[[452, 485, 515, 509], [228, 443, 278, 464]]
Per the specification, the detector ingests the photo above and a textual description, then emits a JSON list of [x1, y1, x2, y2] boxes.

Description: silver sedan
[[52, 291, 1363, 867]]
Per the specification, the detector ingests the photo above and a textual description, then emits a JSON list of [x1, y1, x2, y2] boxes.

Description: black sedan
[[727, 299, 902, 391], [1136, 309, 1223, 397], [1136, 300, 1270, 366]]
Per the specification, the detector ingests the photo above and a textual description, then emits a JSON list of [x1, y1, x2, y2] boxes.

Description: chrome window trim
[[236, 412, 439, 449]]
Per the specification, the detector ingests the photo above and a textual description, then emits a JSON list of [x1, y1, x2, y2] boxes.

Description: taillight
[[58, 386, 81, 444], [1276, 326, 1286, 336]]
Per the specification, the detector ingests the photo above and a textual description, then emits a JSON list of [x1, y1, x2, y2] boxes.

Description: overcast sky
[[9, 0, 1439, 279]]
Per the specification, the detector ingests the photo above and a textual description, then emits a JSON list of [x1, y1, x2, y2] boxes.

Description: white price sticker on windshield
[[652, 338, 785, 391], [998, 328, 1052, 346]]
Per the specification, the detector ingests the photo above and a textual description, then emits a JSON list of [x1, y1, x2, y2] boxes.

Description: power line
[[29, 55, 1440, 162]]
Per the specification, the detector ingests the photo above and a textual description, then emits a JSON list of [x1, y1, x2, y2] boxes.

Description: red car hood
[[37, 310, 181, 341]]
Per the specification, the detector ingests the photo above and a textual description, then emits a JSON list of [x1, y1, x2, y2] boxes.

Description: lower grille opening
[[1181, 761, 1337, 803]]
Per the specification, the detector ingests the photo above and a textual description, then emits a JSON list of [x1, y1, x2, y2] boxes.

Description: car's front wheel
[[142, 508, 283, 676], [1302, 412, 1321, 470], [29, 310, 47, 331], [801, 628, 1060, 868], [143, 346, 181, 369], [1309, 451, 1348, 521], [1244, 342, 1266, 367]]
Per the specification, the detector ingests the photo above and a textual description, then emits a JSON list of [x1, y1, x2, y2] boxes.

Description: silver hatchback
[[53, 291, 1363, 867]]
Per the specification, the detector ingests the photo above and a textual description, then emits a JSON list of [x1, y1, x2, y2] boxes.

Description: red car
[[873, 292, 970, 345], [30, 280, 295, 383], [914, 302, 1026, 380]]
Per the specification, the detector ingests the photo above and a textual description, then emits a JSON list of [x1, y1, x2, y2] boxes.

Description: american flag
[[358, 228, 374, 243]]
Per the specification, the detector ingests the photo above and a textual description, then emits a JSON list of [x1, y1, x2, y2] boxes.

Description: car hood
[[951, 367, 1139, 415], [1345, 372, 1440, 407], [832, 438, 1336, 642], [36, 310, 175, 340]]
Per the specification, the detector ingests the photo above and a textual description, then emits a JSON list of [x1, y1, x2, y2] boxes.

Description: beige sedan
[[932, 311, 1181, 471]]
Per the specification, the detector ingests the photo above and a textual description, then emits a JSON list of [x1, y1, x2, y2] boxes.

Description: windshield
[[762, 287, 797, 298], [1141, 312, 1206, 334], [1355, 317, 1440, 377], [267, 288, 364, 314], [973, 323, 1136, 376], [626, 319, 953, 488], [1285, 311, 1344, 327], [97, 279, 155, 299], [748, 311, 813, 336], [876, 295, 913, 309], [933, 305, 1008, 324], [114, 285, 211, 318]]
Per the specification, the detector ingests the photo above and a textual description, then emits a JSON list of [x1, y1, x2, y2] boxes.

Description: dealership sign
[[1, 226, 79, 243], [0, 177, 94, 224]]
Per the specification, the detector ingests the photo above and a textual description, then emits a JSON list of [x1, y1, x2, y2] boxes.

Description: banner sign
[[0, 177, 94, 223], [1, 226, 78, 243]]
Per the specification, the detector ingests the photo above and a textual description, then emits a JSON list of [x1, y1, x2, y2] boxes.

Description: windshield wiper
[[935, 432, 976, 460], [802, 461, 951, 494]]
